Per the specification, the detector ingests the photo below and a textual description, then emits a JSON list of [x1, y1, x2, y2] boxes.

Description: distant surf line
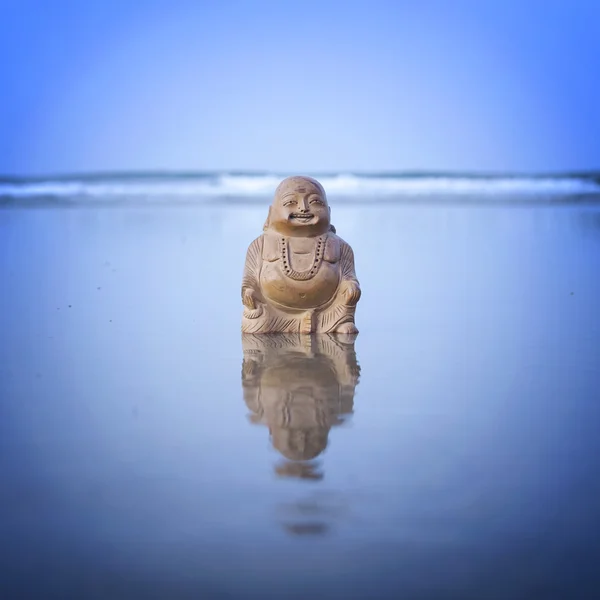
[[1, 171, 600, 204]]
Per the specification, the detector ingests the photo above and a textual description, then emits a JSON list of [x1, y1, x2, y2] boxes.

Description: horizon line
[[2, 168, 600, 183]]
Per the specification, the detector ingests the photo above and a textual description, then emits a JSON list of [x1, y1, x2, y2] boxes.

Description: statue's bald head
[[264, 176, 332, 237], [274, 176, 327, 202], [271, 427, 329, 461]]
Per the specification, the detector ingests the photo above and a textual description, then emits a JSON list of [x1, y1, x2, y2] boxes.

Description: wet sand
[[1, 201, 600, 599]]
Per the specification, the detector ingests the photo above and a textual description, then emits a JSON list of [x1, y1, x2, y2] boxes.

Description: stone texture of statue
[[241, 333, 360, 480], [241, 176, 361, 334]]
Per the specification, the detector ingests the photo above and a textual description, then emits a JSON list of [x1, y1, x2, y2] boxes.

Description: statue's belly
[[260, 261, 340, 309]]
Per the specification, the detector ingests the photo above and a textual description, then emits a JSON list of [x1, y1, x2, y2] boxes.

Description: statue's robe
[[241, 230, 359, 334]]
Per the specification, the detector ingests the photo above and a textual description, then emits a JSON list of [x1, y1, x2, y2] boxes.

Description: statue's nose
[[298, 200, 309, 212]]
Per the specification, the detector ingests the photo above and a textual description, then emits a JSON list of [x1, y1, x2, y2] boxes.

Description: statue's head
[[264, 176, 333, 237], [271, 427, 329, 461]]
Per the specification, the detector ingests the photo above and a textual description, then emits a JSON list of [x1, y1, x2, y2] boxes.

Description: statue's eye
[[309, 198, 323, 205], [283, 199, 296, 206]]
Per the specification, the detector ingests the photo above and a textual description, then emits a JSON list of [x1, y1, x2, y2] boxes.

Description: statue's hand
[[242, 287, 258, 310], [341, 281, 361, 306]]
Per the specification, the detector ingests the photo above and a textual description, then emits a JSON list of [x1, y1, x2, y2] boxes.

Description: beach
[[1, 180, 600, 598]]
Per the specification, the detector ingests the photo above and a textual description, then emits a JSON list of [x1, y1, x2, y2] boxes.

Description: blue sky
[[1, 0, 600, 175]]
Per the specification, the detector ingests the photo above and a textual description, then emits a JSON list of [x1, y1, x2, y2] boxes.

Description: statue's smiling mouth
[[289, 213, 315, 222]]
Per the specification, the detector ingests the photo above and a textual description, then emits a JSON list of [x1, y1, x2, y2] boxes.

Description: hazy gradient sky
[[2, 0, 600, 175]]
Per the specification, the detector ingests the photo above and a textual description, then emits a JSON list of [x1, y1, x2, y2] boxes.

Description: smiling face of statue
[[266, 176, 331, 237]]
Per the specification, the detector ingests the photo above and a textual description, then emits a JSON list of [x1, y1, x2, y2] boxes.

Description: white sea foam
[[1, 173, 599, 201]]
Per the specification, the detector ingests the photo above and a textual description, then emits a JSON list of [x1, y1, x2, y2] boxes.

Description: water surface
[[1, 193, 600, 599]]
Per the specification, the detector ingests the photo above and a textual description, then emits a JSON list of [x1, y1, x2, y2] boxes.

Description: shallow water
[[1, 201, 600, 599]]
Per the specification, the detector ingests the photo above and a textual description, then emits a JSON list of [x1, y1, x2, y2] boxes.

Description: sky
[[1, 0, 600, 175]]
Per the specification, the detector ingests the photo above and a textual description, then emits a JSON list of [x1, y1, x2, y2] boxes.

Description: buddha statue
[[241, 176, 361, 334], [241, 333, 360, 479]]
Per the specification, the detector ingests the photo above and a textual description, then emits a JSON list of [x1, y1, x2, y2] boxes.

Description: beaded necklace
[[279, 235, 327, 281]]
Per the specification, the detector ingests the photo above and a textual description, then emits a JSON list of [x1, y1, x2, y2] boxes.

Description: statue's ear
[[263, 206, 272, 232], [328, 206, 336, 233]]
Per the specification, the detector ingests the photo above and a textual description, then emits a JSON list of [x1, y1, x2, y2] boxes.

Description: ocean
[[1, 172, 600, 599], [2, 171, 600, 205]]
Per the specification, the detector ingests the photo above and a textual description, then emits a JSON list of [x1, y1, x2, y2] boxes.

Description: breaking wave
[[1, 172, 600, 204]]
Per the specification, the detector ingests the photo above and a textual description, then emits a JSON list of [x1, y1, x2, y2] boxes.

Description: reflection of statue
[[241, 176, 361, 334], [241, 334, 360, 479]]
